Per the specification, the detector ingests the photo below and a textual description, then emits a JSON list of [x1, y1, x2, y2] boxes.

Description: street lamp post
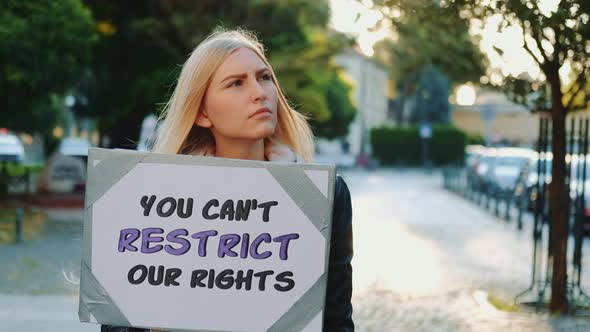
[[420, 122, 432, 169], [357, 56, 369, 168], [64, 95, 76, 137]]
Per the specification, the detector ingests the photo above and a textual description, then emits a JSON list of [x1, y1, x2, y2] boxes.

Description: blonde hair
[[152, 28, 314, 162]]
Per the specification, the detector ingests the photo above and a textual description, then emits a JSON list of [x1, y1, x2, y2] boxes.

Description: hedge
[[0, 163, 44, 177], [370, 124, 467, 166]]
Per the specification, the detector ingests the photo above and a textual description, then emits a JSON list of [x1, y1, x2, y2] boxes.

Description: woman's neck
[[213, 137, 266, 161]]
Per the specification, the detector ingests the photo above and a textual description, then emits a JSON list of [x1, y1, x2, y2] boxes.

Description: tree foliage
[[459, 0, 590, 113], [309, 70, 356, 139], [372, 0, 485, 124], [0, 0, 96, 134], [373, 0, 486, 85], [83, 0, 356, 147]]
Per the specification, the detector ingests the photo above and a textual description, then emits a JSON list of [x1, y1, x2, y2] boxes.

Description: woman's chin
[[249, 124, 276, 140]]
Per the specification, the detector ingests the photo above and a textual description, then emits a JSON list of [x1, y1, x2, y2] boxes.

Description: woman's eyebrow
[[220, 67, 270, 84]]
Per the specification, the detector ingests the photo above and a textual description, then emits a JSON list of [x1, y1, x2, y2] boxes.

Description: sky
[[328, 0, 568, 105], [328, 0, 391, 57]]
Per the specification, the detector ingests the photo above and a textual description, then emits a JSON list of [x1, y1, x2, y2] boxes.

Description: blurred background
[[1, 0, 590, 331]]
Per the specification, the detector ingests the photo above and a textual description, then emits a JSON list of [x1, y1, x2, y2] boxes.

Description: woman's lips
[[250, 107, 272, 118]]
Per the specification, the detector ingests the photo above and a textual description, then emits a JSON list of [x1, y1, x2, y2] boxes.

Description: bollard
[[15, 208, 23, 244], [494, 192, 500, 216], [504, 196, 511, 221], [0, 160, 6, 201], [517, 197, 523, 230], [24, 167, 30, 205]]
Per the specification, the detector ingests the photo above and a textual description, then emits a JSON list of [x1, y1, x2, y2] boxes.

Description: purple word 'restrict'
[[118, 228, 299, 261]]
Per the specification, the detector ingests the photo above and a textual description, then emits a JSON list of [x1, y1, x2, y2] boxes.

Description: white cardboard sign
[[79, 148, 336, 332]]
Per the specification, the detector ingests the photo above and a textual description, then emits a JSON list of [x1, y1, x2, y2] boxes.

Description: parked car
[[510, 153, 590, 235], [565, 157, 590, 234], [58, 137, 91, 163], [0, 130, 25, 163], [44, 137, 92, 193], [465, 145, 488, 192], [472, 148, 497, 193], [514, 153, 552, 212], [465, 145, 486, 168], [488, 147, 536, 199], [581, 187, 590, 235]]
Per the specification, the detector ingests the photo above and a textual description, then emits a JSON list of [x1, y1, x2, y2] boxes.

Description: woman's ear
[[195, 109, 212, 128]]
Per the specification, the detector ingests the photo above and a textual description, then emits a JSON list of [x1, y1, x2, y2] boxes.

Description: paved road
[[0, 209, 95, 331], [344, 168, 590, 331], [3, 168, 590, 331]]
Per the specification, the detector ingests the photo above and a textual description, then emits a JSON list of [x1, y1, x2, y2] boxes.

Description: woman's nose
[[250, 79, 267, 102]]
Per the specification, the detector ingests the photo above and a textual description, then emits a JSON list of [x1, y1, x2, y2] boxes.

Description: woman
[[102, 28, 353, 331]]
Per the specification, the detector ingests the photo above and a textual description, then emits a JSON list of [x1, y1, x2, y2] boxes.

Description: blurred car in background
[[58, 137, 91, 163], [472, 147, 497, 193], [465, 145, 486, 168], [0, 129, 25, 163], [39, 137, 92, 193], [467, 145, 590, 236], [566, 157, 590, 234], [488, 147, 536, 199], [514, 153, 552, 212], [465, 145, 486, 192], [581, 187, 590, 235]]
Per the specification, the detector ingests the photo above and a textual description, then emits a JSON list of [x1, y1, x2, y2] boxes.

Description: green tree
[[373, 0, 486, 123], [83, 0, 356, 148], [413, 64, 451, 123], [452, 0, 589, 313], [0, 0, 96, 146], [309, 69, 357, 139]]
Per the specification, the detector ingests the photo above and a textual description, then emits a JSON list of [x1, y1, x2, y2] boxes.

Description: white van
[[0, 132, 25, 163]]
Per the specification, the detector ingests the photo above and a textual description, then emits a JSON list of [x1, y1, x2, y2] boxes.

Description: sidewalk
[[0, 295, 97, 331]]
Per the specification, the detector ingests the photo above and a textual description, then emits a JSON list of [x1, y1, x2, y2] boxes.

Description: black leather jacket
[[102, 176, 354, 331]]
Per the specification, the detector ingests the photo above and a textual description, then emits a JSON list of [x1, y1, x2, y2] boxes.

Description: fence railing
[[443, 113, 590, 312]]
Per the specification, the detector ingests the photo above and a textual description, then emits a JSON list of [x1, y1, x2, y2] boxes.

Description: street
[[2, 168, 590, 331], [346, 169, 590, 331]]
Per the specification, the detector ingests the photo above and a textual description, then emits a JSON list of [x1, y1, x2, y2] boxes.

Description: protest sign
[[78, 148, 335, 332]]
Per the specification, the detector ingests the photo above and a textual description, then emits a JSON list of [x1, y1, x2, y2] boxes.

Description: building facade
[[315, 48, 390, 164], [452, 90, 540, 147]]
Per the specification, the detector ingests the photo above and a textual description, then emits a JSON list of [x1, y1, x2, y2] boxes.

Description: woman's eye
[[229, 80, 242, 87], [260, 74, 272, 81]]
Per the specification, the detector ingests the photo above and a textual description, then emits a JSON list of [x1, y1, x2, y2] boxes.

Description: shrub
[[0, 163, 44, 177], [430, 124, 467, 165], [371, 126, 421, 165], [370, 124, 467, 166]]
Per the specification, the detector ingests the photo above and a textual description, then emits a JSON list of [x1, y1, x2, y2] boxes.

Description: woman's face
[[197, 47, 278, 143]]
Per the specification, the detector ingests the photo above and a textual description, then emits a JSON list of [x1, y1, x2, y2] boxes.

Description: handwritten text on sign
[[119, 195, 298, 291]]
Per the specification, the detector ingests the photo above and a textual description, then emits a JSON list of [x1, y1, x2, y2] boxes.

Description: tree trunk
[[548, 70, 569, 313]]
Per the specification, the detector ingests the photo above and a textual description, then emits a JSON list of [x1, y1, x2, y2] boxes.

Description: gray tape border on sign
[[79, 261, 131, 326], [81, 148, 336, 331], [265, 164, 335, 331], [80, 149, 136, 326], [264, 164, 332, 238]]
